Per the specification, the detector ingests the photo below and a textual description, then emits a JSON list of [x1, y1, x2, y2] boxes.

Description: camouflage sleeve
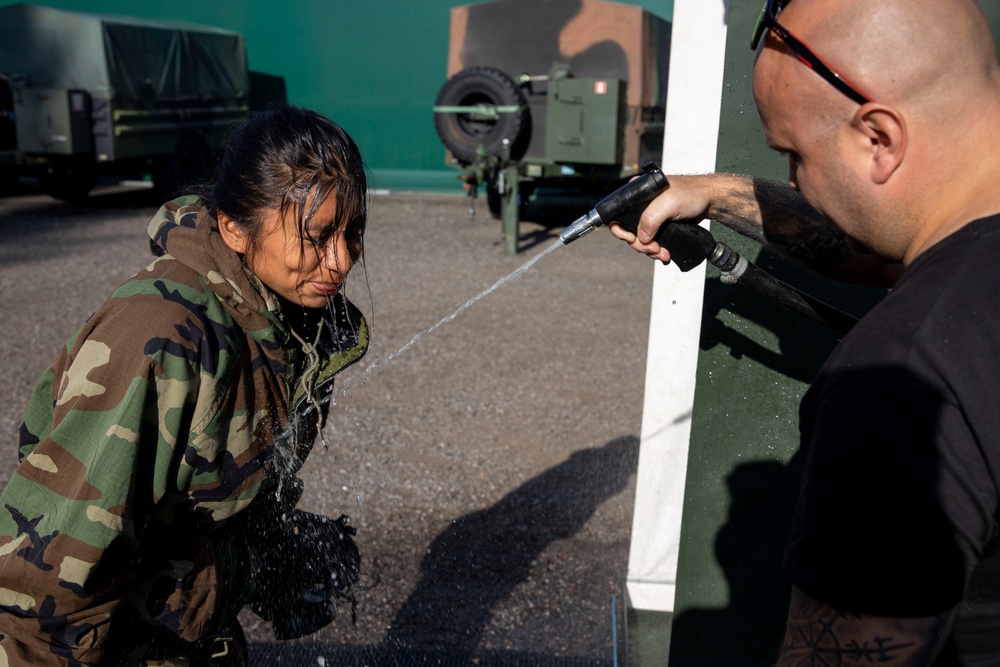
[[0, 287, 209, 665]]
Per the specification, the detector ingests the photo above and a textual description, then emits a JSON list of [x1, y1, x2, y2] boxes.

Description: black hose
[[708, 242, 857, 336], [586, 163, 859, 336]]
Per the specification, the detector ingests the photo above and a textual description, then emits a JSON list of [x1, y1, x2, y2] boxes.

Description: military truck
[[432, 0, 671, 253], [0, 4, 249, 201]]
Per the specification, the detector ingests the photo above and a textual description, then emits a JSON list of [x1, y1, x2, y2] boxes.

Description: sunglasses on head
[[751, 0, 872, 105]]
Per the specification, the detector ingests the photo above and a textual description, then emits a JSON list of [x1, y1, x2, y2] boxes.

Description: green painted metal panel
[[668, 1, 1000, 665], [545, 77, 624, 164], [0, 0, 672, 191]]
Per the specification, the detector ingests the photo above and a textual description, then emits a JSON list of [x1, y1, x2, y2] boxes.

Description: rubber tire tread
[[434, 66, 530, 164]]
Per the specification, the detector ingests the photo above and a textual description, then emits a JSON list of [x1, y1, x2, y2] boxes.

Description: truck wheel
[[486, 182, 501, 218], [434, 67, 530, 164], [155, 137, 213, 198], [38, 164, 96, 203], [0, 165, 18, 197], [485, 176, 534, 220]]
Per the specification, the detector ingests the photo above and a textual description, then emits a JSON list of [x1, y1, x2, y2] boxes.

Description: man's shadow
[[698, 242, 886, 383], [669, 364, 962, 666], [383, 435, 639, 655], [670, 458, 800, 666]]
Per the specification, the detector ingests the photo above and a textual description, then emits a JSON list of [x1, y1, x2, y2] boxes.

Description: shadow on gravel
[[249, 435, 637, 665], [384, 436, 638, 654], [249, 642, 613, 667], [515, 225, 563, 253], [0, 182, 163, 229], [0, 184, 165, 266]]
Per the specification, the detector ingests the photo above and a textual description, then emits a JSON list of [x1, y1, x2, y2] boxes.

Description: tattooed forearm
[[752, 179, 857, 271], [703, 175, 896, 286], [704, 175, 770, 245], [777, 587, 952, 666]]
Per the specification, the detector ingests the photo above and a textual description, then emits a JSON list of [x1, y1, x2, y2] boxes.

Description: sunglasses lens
[[751, 2, 768, 49], [751, 0, 789, 50]]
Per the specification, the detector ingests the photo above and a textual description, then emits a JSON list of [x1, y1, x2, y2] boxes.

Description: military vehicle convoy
[[432, 0, 671, 253], [0, 4, 250, 201]]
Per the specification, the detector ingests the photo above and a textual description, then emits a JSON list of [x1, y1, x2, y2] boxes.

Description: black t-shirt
[[786, 216, 1000, 664]]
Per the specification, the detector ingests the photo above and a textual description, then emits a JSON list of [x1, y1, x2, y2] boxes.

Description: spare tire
[[434, 66, 530, 164]]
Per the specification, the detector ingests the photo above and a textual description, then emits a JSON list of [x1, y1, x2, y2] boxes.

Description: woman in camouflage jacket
[[0, 106, 370, 666]]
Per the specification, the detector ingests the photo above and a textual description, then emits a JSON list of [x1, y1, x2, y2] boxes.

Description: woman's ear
[[217, 210, 249, 254]]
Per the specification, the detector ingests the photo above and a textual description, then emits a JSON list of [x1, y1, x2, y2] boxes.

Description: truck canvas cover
[[0, 3, 247, 107]]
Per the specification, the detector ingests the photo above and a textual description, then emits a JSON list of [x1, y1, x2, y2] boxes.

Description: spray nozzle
[[559, 162, 717, 272], [559, 163, 670, 246], [558, 210, 602, 244]]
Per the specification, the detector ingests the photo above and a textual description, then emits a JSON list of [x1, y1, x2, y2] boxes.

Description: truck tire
[[0, 165, 18, 197], [155, 137, 213, 198], [38, 163, 96, 203], [485, 173, 535, 220], [434, 67, 530, 164], [486, 181, 502, 218]]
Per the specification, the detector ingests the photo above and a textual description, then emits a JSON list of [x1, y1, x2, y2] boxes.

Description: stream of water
[[273, 236, 565, 469], [336, 238, 564, 395]]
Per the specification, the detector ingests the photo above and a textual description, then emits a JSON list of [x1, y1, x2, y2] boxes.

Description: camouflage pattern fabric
[[0, 197, 369, 666]]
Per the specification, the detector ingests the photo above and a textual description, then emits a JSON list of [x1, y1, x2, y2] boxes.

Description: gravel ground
[[0, 182, 653, 665]]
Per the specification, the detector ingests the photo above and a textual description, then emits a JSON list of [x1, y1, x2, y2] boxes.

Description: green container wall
[[0, 0, 672, 191], [668, 1, 1000, 665]]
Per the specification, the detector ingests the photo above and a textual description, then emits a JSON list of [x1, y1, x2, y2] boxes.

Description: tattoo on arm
[[707, 175, 893, 285], [753, 179, 856, 272], [708, 176, 770, 246], [777, 587, 953, 666]]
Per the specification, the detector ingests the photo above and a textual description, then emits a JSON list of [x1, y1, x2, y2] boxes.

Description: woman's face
[[220, 191, 363, 309]]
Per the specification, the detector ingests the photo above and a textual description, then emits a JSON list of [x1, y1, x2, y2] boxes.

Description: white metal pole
[[625, 0, 730, 634]]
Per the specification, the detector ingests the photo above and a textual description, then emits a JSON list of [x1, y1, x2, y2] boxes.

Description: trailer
[[0, 3, 249, 201], [432, 0, 671, 253]]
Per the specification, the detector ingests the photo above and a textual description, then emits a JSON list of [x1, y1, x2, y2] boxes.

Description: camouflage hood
[[147, 194, 282, 338], [142, 195, 371, 478]]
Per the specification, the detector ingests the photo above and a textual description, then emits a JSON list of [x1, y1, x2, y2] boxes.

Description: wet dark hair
[[201, 104, 368, 265]]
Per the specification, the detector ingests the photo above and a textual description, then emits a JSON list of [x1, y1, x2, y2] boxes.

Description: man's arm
[[777, 586, 953, 666], [611, 173, 901, 288]]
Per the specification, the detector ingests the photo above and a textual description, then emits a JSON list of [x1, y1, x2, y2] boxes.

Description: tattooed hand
[[776, 587, 953, 666]]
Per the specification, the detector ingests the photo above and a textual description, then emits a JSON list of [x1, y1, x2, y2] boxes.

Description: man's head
[[752, 0, 1000, 264]]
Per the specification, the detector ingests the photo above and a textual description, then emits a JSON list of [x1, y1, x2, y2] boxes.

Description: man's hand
[[608, 174, 719, 265], [607, 172, 900, 288]]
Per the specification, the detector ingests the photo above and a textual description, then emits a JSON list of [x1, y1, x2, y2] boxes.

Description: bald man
[[614, 0, 1000, 663]]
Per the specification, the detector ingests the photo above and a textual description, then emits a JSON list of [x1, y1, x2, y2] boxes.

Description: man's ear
[[217, 210, 249, 254], [854, 104, 906, 185]]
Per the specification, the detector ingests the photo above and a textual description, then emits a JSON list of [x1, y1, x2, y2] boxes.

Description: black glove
[[249, 509, 361, 639]]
